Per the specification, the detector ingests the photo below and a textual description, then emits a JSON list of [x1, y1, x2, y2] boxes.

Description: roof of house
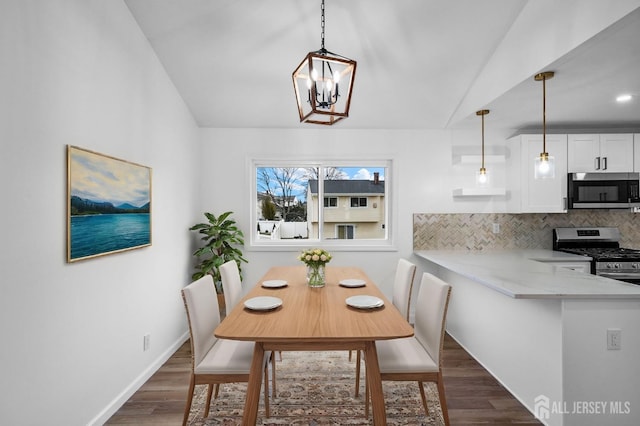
[[308, 180, 385, 195]]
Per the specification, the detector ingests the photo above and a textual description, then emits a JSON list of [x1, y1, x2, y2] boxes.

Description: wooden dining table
[[214, 265, 415, 425]]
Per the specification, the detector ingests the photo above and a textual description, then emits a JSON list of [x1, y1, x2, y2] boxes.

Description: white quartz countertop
[[415, 249, 640, 299]]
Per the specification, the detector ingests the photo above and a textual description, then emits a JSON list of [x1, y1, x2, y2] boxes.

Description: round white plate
[[244, 296, 283, 311], [261, 279, 288, 288], [346, 295, 384, 309], [339, 278, 366, 288]]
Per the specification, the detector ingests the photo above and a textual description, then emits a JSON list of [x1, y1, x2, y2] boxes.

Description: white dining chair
[[220, 260, 277, 395], [391, 258, 418, 321], [181, 275, 271, 426], [352, 258, 416, 396], [365, 272, 452, 424], [220, 260, 244, 313]]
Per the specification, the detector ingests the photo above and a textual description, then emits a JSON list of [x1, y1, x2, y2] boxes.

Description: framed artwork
[[67, 145, 152, 262]]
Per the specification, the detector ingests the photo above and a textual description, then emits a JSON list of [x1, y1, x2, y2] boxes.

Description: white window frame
[[248, 158, 396, 252]]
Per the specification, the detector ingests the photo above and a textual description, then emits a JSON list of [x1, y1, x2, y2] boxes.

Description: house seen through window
[[253, 162, 390, 246]]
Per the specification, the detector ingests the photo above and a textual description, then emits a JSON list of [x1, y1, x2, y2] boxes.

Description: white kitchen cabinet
[[507, 134, 568, 213], [634, 134, 640, 172], [568, 133, 633, 172]]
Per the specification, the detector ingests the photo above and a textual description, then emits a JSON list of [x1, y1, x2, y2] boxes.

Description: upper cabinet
[[568, 133, 634, 172], [507, 134, 568, 213], [634, 134, 640, 172]]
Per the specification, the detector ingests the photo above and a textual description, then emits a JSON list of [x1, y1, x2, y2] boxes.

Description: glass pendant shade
[[534, 153, 556, 179], [293, 50, 356, 125], [476, 168, 490, 186]]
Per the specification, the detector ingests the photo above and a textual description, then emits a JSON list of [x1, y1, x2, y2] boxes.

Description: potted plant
[[189, 211, 247, 309]]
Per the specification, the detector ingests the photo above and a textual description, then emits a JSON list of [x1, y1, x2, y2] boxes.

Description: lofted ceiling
[[124, 0, 640, 132]]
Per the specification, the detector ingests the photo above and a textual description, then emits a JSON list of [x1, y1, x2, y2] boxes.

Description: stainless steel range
[[553, 227, 640, 284]]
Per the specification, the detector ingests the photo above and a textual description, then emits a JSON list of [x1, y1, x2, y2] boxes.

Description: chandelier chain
[[320, 0, 325, 50]]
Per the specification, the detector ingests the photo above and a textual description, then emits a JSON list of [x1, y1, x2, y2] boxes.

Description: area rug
[[187, 351, 444, 425]]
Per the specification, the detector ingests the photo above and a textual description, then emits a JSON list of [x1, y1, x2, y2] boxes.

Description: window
[[350, 197, 367, 208], [324, 197, 338, 207], [336, 224, 355, 239], [251, 160, 393, 250]]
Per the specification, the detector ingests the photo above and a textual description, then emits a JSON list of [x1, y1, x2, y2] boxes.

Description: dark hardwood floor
[[106, 334, 541, 425]]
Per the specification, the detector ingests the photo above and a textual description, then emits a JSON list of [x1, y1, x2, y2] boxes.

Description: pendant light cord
[[481, 113, 486, 169], [542, 75, 547, 153], [476, 109, 489, 170]]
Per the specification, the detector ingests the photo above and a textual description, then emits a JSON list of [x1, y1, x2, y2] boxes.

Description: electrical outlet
[[607, 328, 621, 350], [492, 223, 500, 234], [143, 334, 151, 351]]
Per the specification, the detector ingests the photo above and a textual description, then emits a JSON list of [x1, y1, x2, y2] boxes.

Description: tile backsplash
[[413, 211, 640, 250]]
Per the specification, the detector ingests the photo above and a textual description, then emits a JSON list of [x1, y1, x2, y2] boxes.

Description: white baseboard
[[88, 331, 190, 426]]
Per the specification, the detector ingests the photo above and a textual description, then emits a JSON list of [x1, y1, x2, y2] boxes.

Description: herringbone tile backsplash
[[413, 211, 640, 250]]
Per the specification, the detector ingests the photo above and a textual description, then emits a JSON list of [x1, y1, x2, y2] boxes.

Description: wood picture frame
[[67, 145, 152, 262]]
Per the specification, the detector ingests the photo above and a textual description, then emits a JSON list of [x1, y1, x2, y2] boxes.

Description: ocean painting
[[67, 146, 152, 262]]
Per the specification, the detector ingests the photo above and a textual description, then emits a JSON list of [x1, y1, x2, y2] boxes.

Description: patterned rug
[[187, 351, 444, 425]]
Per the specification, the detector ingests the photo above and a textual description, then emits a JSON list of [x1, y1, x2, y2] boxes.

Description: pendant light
[[476, 109, 490, 186], [534, 71, 555, 179], [292, 0, 357, 125]]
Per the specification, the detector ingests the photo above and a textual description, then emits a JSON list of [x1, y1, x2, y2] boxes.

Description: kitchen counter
[[414, 248, 640, 426], [415, 249, 640, 299]]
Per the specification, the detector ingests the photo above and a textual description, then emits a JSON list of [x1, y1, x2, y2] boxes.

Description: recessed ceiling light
[[616, 94, 633, 102]]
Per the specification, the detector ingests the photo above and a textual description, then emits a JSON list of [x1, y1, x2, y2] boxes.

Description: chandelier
[[292, 0, 357, 125]]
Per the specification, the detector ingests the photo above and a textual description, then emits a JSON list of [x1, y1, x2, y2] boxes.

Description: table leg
[[242, 342, 265, 425], [364, 341, 387, 425]]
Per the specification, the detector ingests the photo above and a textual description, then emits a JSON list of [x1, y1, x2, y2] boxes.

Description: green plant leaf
[[189, 211, 248, 294]]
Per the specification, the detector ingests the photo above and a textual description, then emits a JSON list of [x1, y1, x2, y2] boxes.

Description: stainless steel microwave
[[568, 172, 640, 209]]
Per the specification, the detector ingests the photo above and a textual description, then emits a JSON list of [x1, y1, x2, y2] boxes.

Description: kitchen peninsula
[[416, 250, 640, 426]]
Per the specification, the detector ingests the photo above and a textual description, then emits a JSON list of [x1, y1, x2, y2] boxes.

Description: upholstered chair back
[[413, 273, 452, 366], [182, 275, 220, 367], [391, 259, 417, 321], [220, 260, 243, 312]]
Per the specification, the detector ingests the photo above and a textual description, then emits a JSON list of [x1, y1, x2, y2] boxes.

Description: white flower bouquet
[[298, 248, 332, 287], [298, 248, 332, 267]]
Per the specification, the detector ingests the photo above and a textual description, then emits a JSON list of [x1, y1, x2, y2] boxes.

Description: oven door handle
[[597, 272, 640, 280]]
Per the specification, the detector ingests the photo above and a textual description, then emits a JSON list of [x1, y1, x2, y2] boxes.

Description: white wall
[[0, 1, 199, 424], [199, 127, 514, 298]]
